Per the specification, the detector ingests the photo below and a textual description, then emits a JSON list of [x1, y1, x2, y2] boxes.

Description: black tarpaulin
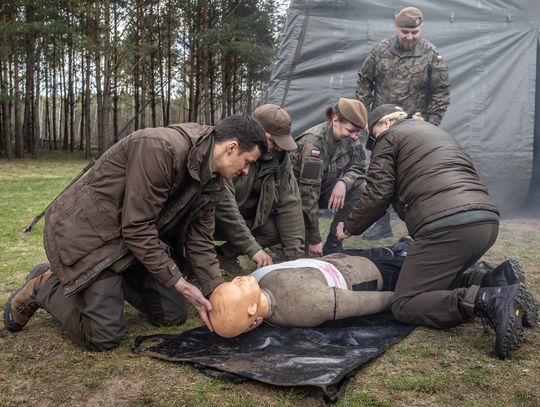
[[132, 312, 414, 401], [266, 0, 540, 212]]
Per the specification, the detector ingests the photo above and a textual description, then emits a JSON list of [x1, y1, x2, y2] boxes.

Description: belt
[[415, 210, 499, 237]]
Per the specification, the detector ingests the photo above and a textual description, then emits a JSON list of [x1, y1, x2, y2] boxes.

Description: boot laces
[[16, 298, 39, 317]]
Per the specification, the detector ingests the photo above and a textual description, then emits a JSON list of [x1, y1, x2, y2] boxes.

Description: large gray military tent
[[266, 0, 540, 214]]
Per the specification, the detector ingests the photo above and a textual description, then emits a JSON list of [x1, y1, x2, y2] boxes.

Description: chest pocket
[[407, 63, 428, 87], [376, 57, 394, 80], [334, 153, 350, 175]]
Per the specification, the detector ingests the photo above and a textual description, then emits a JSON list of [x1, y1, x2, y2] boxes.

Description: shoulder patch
[[437, 55, 444, 62], [310, 148, 321, 157]]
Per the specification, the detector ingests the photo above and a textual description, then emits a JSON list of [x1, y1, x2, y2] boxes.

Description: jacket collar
[[390, 36, 425, 57]]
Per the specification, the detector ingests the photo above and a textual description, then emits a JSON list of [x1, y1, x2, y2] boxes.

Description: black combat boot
[[362, 212, 393, 240], [474, 284, 524, 360], [4, 263, 53, 332], [481, 259, 538, 328], [323, 233, 343, 255]]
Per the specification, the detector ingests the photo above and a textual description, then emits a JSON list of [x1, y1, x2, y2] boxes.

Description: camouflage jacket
[[356, 36, 450, 125], [291, 122, 367, 244], [214, 151, 305, 260]]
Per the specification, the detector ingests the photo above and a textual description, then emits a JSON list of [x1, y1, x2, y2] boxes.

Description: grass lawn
[[0, 157, 539, 407]]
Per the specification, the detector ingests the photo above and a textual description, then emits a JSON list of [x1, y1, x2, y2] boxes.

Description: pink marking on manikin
[[323, 263, 341, 286]]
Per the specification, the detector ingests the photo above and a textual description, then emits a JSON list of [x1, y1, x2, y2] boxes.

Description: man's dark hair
[[214, 113, 268, 155]]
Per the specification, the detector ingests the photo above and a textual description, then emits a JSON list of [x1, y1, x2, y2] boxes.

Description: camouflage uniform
[[214, 151, 305, 261], [291, 122, 367, 245], [356, 36, 450, 125]]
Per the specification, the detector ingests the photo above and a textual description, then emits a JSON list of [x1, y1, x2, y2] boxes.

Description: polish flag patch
[[437, 55, 444, 62], [310, 149, 321, 157]]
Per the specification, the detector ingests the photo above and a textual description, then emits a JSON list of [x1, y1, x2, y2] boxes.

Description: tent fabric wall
[[266, 0, 540, 212]]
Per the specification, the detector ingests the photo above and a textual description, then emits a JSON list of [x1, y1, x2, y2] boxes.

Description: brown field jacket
[[44, 123, 224, 297], [214, 151, 305, 260], [344, 119, 499, 237]]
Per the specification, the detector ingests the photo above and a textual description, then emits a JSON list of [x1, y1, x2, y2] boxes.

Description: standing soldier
[[291, 98, 368, 257], [356, 6, 450, 240], [214, 104, 305, 275]]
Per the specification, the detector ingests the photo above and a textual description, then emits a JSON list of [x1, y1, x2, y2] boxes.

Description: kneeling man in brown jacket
[[338, 104, 536, 359], [4, 114, 267, 351]]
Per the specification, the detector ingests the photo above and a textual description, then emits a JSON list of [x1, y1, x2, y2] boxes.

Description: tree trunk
[[51, 39, 58, 150], [14, 53, 22, 158], [32, 49, 41, 159], [61, 50, 69, 151], [201, 0, 211, 124], [1, 45, 10, 157], [44, 57, 51, 151], [22, 16, 35, 156], [84, 47, 91, 158]]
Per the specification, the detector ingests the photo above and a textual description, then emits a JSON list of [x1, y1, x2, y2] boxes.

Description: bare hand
[[328, 181, 347, 212], [174, 278, 213, 331], [336, 222, 350, 241], [309, 242, 324, 257], [252, 249, 273, 268]]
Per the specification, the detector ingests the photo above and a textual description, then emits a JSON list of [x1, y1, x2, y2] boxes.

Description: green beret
[[395, 7, 423, 28]]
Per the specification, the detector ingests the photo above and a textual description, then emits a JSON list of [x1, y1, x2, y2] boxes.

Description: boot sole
[[504, 260, 537, 327], [489, 259, 538, 328], [520, 283, 538, 328], [3, 262, 51, 332], [495, 285, 525, 360]]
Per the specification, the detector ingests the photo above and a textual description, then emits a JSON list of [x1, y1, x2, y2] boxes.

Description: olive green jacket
[[214, 151, 305, 260], [356, 36, 450, 125], [291, 122, 367, 244]]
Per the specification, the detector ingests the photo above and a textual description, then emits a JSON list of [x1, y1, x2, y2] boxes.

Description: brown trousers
[[35, 264, 187, 351], [391, 222, 499, 328]]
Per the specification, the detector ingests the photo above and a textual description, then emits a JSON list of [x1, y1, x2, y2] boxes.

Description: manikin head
[[209, 276, 269, 338], [394, 7, 423, 50]]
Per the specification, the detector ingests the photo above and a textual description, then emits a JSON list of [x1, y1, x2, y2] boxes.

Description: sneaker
[[362, 214, 393, 240], [481, 259, 538, 328], [4, 263, 53, 332], [215, 246, 248, 277], [323, 233, 343, 255], [474, 284, 525, 360]]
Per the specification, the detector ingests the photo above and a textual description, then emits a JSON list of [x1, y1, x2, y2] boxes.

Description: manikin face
[[331, 117, 361, 143], [209, 276, 265, 338], [216, 141, 261, 179], [395, 25, 422, 50]]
